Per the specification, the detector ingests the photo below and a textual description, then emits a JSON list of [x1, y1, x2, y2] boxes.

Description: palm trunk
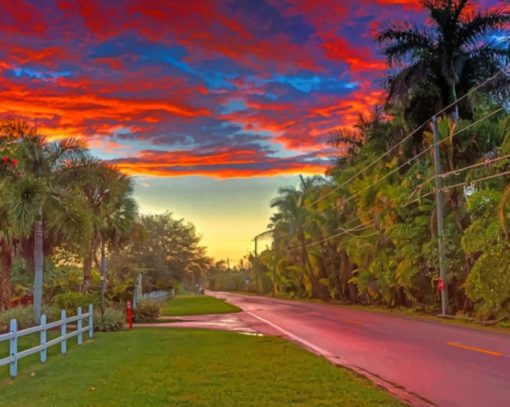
[[300, 231, 316, 297], [452, 83, 459, 121], [100, 239, 107, 314], [82, 246, 93, 292], [0, 245, 12, 310], [33, 207, 44, 323]]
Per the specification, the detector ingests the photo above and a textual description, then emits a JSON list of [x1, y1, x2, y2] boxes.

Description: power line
[[253, 73, 506, 269], [286, 168, 510, 256], [308, 71, 504, 207], [404, 170, 510, 207], [266, 167, 510, 259], [332, 106, 504, 209], [406, 151, 510, 203], [256, 105, 505, 263], [254, 221, 374, 262]]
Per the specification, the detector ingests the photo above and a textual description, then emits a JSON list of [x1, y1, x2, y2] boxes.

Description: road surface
[[210, 291, 510, 407]]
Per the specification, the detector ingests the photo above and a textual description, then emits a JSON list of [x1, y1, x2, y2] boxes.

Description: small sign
[[437, 278, 444, 291]]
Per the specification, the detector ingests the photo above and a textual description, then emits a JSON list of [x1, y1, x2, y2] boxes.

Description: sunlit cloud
[[0, 0, 502, 178]]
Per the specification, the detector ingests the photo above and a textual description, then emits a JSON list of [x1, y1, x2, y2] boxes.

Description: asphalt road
[[210, 291, 510, 407]]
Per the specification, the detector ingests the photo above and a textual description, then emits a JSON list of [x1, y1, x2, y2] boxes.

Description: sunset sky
[[0, 0, 501, 262]]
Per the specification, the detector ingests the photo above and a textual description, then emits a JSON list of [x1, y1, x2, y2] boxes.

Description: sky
[[0, 0, 503, 263]]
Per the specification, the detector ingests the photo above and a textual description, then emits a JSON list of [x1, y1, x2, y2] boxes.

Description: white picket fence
[[0, 304, 93, 378], [141, 290, 173, 301]]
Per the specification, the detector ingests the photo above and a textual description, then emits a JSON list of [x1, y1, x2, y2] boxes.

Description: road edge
[[245, 311, 434, 407]]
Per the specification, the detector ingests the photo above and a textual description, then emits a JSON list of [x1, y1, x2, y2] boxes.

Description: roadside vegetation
[[0, 329, 402, 407], [161, 295, 240, 317], [0, 121, 214, 330], [211, 1, 510, 323]]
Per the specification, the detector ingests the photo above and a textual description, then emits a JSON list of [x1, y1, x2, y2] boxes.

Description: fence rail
[[141, 290, 173, 301], [0, 304, 93, 378]]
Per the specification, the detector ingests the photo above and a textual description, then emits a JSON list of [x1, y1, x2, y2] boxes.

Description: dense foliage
[[0, 122, 211, 322], [236, 1, 510, 321]]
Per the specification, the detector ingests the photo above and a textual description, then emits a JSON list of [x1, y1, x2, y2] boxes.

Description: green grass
[[0, 329, 402, 406], [0, 329, 87, 381], [161, 295, 241, 316]]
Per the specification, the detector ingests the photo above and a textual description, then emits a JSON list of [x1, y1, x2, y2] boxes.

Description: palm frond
[[460, 9, 510, 46]]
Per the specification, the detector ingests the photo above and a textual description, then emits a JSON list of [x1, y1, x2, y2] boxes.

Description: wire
[[404, 170, 510, 207], [406, 151, 510, 203], [332, 106, 504, 209], [308, 71, 503, 208], [254, 72, 507, 264], [254, 221, 374, 262]]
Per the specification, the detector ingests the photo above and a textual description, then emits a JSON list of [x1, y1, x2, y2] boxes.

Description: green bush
[[0, 306, 33, 333], [94, 308, 125, 332], [51, 292, 99, 315], [133, 299, 161, 322], [0, 304, 69, 333], [42, 305, 60, 321]]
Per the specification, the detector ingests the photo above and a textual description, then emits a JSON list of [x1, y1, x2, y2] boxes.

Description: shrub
[[51, 292, 99, 315], [94, 308, 125, 332], [133, 299, 161, 322], [42, 305, 60, 321], [0, 306, 33, 333], [0, 305, 67, 333]]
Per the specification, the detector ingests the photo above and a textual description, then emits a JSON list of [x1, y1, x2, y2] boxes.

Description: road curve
[[209, 291, 510, 407]]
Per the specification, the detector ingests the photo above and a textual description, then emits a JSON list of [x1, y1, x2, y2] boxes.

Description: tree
[[59, 158, 137, 312], [0, 125, 20, 309], [2, 120, 87, 321], [110, 213, 210, 293], [378, 0, 510, 124]]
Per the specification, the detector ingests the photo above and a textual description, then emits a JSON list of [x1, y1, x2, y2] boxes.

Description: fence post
[[9, 319, 17, 378], [40, 314, 47, 363], [61, 309, 67, 354], [88, 304, 94, 338], [77, 306, 83, 345]]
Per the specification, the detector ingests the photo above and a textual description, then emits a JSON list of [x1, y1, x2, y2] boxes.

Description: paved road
[[210, 291, 510, 407]]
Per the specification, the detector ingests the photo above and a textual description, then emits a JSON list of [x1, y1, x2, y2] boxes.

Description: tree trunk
[[0, 245, 12, 310], [33, 208, 44, 323], [82, 245, 93, 292], [100, 239, 107, 314], [300, 232, 317, 298]]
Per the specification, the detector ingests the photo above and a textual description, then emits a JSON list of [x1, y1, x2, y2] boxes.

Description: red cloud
[[110, 147, 328, 178], [1, 0, 47, 34], [322, 36, 386, 72]]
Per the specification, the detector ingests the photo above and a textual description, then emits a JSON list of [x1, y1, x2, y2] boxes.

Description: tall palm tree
[[3, 121, 87, 321], [378, 0, 509, 124]]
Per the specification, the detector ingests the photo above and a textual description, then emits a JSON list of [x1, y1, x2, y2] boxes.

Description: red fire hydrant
[[127, 300, 133, 330]]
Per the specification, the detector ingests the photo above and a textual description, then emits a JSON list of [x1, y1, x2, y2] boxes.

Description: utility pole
[[253, 237, 260, 294], [433, 115, 449, 316], [272, 253, 276, 298]]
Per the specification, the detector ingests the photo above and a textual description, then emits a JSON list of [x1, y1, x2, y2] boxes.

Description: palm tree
[[59, 158, 137, 311], [0, 127, 19, 309], [97, 173, 137, 312], [3, 121, 87, 321], [378, 0, 509, 124], [270, 176, 323, 297]]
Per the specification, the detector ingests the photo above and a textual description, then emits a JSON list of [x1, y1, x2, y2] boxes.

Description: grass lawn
[[0, 329, 402, 407], [161, 295, 240, 316], [0, 329, 88, 382]]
